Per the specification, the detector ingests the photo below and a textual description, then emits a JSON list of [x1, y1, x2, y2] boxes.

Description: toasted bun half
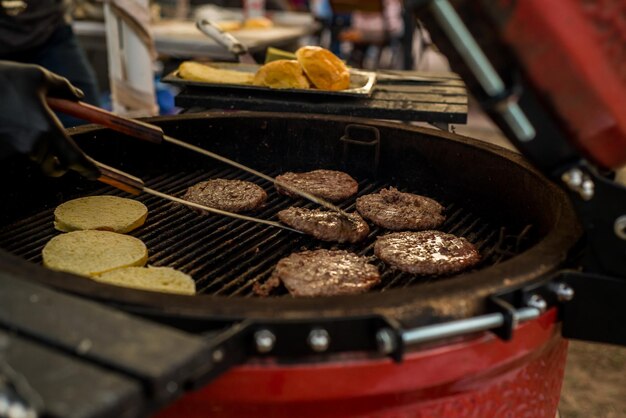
[[54, 196, 148, 233], [253, 60, 310, 89], [295, 46, 350, 91], [178, 61, 254, 85], [95, 266, 195, 295], [43, 230, 148, 277]]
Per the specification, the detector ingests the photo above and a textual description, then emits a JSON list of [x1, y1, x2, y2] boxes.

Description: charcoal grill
[[4, 0, 626, 415], [0, 112, 579, 322], [0, 112, 584, 417]]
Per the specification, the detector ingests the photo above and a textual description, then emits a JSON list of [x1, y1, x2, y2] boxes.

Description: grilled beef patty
[[182, 179, 267, 213], [255, 249, 380, 297], [356, 187, 445, 230], [374, 231, 480, 275], [278, 207, 369, 243], [275, 169, 358, 202]]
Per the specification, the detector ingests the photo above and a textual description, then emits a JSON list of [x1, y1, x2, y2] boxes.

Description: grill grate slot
[[0, 168, 535, 297]]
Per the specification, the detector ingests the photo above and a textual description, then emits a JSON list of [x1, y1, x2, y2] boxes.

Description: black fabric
[[0, 0, 65, 54], [0, 61, 99, 179], [0, 24, 101, 126]]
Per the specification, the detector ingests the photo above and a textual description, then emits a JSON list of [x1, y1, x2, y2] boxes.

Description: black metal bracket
[[239, 315, 403, 360], [488, 272, 574, 341], [559, 271, 626, 347], [190, 265, 626, 383], [554, 162, 626, 278], [486, 269, 626, 347], [191, 313, 406, 383], [340, 124, 381, 178]]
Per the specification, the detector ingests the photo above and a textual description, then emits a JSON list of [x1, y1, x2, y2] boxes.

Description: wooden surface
[[0, 271, 212, 401], [174, 70, 468, 124], [1, 330, 144, 418]]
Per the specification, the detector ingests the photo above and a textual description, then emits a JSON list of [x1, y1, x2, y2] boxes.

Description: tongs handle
[[47, 98, 164, 144], [196, 19, 248, 56], [91, 159, 145, 195]]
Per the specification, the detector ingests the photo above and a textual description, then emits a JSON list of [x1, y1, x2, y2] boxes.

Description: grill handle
[[47, 98, 164, 144]]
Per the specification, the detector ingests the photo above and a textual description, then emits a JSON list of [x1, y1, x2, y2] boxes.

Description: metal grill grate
[[0, 168, 534, 297]]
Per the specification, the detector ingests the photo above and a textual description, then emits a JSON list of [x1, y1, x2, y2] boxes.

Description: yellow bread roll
[[178, 61, 254, 85], [295, 46, 350, 91], [253, 60, 310, 89], [43, 230, 148, 277], [243, 16, 274, 29], [54, 196, 148, 233], [95, 266, 196, 295], [214, 20, 242, 32]]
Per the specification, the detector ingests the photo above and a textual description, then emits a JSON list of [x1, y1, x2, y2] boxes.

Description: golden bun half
[[178, 61, 254, 85], [243, 16, 274, 29], [295, 46, 350, 91], [253, 60, 310, 89], [42, 230, 148, 277], [214, 20, 242, 32], [54, 196, 147, 233]]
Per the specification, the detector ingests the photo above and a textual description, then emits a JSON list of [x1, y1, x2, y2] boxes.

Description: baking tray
[[162, 62, 377, 97]]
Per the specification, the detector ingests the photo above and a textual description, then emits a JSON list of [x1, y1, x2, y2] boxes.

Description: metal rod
[[515, 307, 541, 322], [163, 135, 355, 221], [499, 102, 536, 143], [429, 0, 536, 142], [402, 307, 540, 346], [143, 187, 303, 234], [430, 0, 503, 95]]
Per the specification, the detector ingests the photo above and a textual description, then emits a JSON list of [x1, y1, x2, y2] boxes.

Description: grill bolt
[[254, 329, 276, 354], [212, 349, 225, 363], [614, 215, 626, 240], [526, 294, 548, 313], [0, 394, 36, 418], [561, 168, 595, 200], [555, 283, 575, 302], [308, 328, 330, 352], [376, 328, 397, 355]]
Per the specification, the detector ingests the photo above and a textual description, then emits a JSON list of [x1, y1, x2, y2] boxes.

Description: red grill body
[[501, 0, 626, 169], [157, 310, 565, 418]]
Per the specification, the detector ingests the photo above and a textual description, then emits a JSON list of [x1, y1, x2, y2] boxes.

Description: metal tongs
[[48, 99, 354, 232], [195, 19, 256, 64]]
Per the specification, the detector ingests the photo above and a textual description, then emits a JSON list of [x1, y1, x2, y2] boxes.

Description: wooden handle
[[91, 160, 145, 195], [47, 98, 164, 144]]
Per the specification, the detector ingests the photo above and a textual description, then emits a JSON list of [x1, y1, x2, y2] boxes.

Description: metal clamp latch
[[340, 124, 381, 177]]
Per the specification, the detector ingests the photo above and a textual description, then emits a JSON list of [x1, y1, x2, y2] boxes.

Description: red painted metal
[[155, 309, 567, 417], [499, 0, 626, 169]]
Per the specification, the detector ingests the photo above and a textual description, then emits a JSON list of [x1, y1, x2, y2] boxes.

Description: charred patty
[[278, 207, 369, 243], [356, 187, 445, 231], [275, 169, 358, 202], [374, 230, 480, 275], [182, 179, 267, 213], [256, 249, 380, 297]]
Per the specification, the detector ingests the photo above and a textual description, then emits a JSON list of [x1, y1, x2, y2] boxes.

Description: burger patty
[[275, 169, 358, 202], [356, 187, 445, 230], [278, 207, 370, 243], [182, 179, 267, 213], [374, 231, 480, 275], [255, 249, 380, 297]]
